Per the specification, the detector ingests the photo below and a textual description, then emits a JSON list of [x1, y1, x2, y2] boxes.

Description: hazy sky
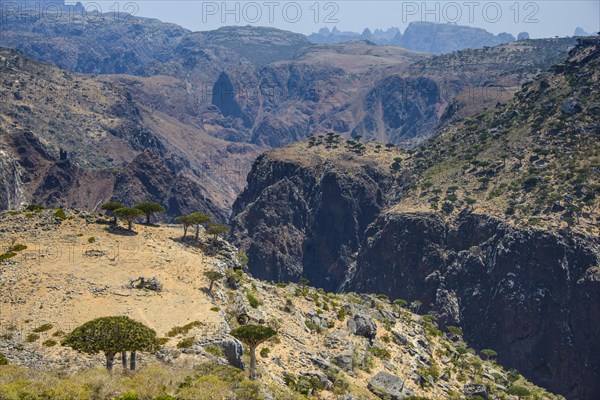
[[87, 1, 599, 38]]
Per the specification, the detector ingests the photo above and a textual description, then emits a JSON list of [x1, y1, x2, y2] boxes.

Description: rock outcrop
[[230, 142, 396, 291]]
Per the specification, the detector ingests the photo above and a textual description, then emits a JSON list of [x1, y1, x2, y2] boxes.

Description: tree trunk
[[208, 280, 214, 295], [113, 215, 118, 225], [121, 352, 128, 369], [130, 351, 137, 371], [249, 346, 257, 380], [183, 226, 188, 238], [128, 220, 133, 231], [105, 351, 116, 370], [195, 225, 200, 240]]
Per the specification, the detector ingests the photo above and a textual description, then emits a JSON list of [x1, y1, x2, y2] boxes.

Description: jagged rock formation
[[308, 22, 517, 54], [348, 211, 600, 398], [399, 22, 515, 54]]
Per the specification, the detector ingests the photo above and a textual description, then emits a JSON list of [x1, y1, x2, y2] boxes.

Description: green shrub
[[507, 385, 531, 397], [225, 269, 244, 289], [177, 337, 195, 349], [87, 237, 96, 243], [210, 307, 220, 312], [11, 244, 27, 252], [167, 321, 203, 337], [117, 392, 140, 400], [157, 338, 170, 345], [447, 325, 463, 337], [42, 339, 57, 347], [204, 344, 223, 357], [260, 347, 270, 358], [32, 323, 53, 333], [337, 308, 347, 321], [53, 208, 67, 220], [0, 252, 16, 261], [393, 299, 408, 307], [246, 292, 260, 308], [368, 346, 391, 360], [0, 352, 7, 365], [305, 320, 323, 334], [26, 333, 40, 342]]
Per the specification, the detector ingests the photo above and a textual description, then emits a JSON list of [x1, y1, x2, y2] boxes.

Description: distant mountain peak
[[308, 22, 517, 53]]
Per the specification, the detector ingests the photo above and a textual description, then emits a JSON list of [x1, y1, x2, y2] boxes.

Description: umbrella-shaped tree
[[204, 270, 224, 295], [62, 316, 158, 370], [206, 224, 229, 240], [101, 201, 124, 225], [175, 215, 195, 238], [188, 212, 212, 240], [114, 207, 144, 231], [230, 325, 276, 380], [134, 202, 165, 225]]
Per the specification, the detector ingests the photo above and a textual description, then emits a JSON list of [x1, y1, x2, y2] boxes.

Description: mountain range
[[1, 2, 599, 398], [308, 22, 522, 54]]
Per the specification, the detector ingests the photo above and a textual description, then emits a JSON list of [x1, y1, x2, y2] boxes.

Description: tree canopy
[[175, 215, 195, 238], [189, 212, 212, 239], [206, 224, 229, 239], [204, 270, 224, 294], [230, 324, 276, 380], [134, 201, 165, 224], [114, 207, 144, 231], [62, 316, 158, 370], [230, 325, 276, 349], [101, 201, 123, 224]]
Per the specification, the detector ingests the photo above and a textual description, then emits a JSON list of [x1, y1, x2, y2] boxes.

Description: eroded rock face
[[347, 211, 600, 399], [229, 152, 393, 291]]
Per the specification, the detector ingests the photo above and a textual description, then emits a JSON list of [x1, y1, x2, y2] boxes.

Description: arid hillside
[[0, 209, 562, 399]]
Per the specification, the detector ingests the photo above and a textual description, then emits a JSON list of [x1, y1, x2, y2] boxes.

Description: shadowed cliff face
[[230, 144, 395, 291], [347, 211, 600, 399]]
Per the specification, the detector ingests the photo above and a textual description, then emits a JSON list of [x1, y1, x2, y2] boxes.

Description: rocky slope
[[0, 209, 562, 399], [0, 47, 259, 219], [229, 38, 600, 399]]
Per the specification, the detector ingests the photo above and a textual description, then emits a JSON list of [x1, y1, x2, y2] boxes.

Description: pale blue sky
[[89, 1, 599, 38]]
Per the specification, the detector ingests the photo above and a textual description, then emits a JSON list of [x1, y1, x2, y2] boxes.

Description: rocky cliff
[[348, 211, 600, 399], [230, 139, 399, 291]]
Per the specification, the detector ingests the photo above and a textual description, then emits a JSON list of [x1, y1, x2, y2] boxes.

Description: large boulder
[[348, 312, 377, 341], [332, 352, 354, 372], [368, 372, 408, 400], [214, 336, 245, 370], [463, 383, 489, 399]]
